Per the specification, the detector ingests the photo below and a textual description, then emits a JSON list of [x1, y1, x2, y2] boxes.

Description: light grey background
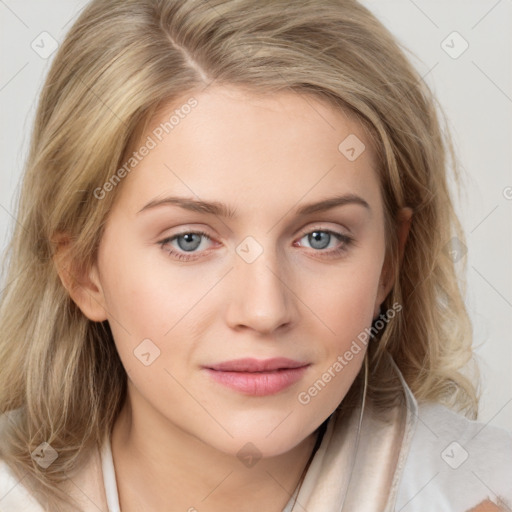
[[1, 1, 511, 431]]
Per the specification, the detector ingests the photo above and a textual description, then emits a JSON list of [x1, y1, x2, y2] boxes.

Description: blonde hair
[[0, 0, 478, 509]]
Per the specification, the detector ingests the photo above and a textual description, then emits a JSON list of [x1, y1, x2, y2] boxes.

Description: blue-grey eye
[[307, 231, 332, 250], [176, 233, 203, 252]]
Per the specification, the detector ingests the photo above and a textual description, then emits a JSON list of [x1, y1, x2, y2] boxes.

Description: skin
[[60, 85, 413, 511], [468, 501, 504, 512]]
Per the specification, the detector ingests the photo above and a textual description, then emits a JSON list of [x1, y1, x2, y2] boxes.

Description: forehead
[[114, 85, 382, 218]]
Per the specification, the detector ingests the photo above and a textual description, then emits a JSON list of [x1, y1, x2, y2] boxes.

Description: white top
[[97, 409, 512, 512], [101, 439, 120, 512], [1, 356, 512, 511]]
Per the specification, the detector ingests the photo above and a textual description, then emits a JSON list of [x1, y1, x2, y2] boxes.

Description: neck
[[110, 384, 321, 512]]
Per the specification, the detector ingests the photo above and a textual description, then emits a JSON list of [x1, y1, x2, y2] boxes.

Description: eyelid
[[160, 228, 214, 246], [296, 223, 351, 237]]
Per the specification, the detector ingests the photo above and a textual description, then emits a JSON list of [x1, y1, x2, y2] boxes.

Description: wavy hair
[[0, 0, 478, 509]]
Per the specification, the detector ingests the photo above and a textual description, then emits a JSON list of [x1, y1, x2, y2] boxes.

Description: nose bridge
[[226, 234, 296, 333]]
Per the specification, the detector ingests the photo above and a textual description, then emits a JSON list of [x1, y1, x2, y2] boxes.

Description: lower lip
[[203, 366, 309, 396]]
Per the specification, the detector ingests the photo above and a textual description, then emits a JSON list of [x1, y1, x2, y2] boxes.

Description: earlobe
[[52, 233, 109, 322]]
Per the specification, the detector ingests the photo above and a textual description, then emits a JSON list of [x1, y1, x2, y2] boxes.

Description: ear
[[374, 207, 413, 316], [52, 233, 109, 322]]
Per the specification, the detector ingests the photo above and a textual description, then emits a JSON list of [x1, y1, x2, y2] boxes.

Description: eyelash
[[158, 228, 354, 262]]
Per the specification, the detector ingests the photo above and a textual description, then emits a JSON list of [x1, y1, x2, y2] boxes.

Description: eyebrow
[[137, 193, 371, 218]]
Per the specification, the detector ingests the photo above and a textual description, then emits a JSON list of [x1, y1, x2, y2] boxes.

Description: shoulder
[[0, 449, 110, 512], [0, 459, 44, 511], [0, 410, 44, 511], [0, 410, 109, 511], [395, 401, 512, 512]]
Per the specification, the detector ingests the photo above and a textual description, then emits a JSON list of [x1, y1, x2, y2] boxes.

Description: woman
[[0, 0, 510, 510]]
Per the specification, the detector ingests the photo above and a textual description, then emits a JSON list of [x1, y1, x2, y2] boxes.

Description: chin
[[201, 418, 318, 460]]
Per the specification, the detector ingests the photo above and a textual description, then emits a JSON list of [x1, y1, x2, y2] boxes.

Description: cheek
[[98, 241, 222, 377], [100, 238, 201, 331], [305, 257, 383, 342]]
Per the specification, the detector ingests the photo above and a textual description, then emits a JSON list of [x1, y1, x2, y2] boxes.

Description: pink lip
[[203, 358, 310, 396]]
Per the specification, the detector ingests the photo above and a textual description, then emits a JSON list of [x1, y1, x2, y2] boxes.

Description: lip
[[203, 358, 310, 396]]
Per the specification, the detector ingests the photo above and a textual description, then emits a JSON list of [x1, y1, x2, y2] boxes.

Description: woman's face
[[87, 85, 393, 457]]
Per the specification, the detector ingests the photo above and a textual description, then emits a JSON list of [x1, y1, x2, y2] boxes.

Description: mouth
[[203, 358, 311, 396]]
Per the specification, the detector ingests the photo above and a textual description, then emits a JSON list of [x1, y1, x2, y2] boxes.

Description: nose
[[225, 244, 298, 335]]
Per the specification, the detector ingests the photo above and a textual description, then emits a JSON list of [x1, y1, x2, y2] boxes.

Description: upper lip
[[206, 357, 309, 372]]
